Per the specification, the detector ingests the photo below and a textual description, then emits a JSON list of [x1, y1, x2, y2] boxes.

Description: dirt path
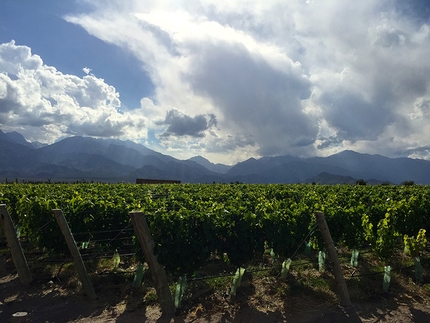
[[2, 267, 430, 323]]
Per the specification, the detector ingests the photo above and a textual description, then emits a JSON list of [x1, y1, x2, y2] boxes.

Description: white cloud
[[0, 40, 148, 143], [3, 0, 430, 164], [83, 67, 92, 74]]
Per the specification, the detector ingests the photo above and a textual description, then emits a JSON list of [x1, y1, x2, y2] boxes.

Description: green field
[[1, 183, 428, 276]]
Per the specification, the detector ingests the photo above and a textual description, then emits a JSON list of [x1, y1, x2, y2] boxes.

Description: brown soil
[[1, 255, 430, 323]]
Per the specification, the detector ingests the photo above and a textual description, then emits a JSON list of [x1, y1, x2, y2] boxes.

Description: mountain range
[[1, 129, 429, 184]]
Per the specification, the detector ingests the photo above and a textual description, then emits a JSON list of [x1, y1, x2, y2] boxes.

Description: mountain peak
[[5, 131, 33, 148], [188, 155, 210, 163], [188, 156, 231, 174], [1, 129, 430, 184]]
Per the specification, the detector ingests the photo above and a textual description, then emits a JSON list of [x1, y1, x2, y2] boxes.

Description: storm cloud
[[189, 41, 317, 156], [158, 109, 217, 138]]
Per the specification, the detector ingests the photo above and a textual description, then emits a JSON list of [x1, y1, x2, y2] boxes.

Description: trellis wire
[[188, 224, 319, 282]]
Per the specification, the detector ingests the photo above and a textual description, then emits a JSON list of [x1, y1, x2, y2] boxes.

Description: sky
[[1, 0, 430, 165]]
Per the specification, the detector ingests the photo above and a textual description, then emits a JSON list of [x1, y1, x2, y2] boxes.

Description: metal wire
[[187, 224, 320, 282], [37, 218, 55, 232], [349, 264, 419, 278], [73, 228, 134, 236], [81, 221, 134, 261], [289, 223, 318, 260], [76, 236, 133, 244]]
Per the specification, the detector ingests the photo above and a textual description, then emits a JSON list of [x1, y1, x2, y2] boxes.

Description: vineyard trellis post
[[0, 222, 5, 272], [0, 204, 32, 284], [129, 211, 175, 317], [315, 211, 351, 307], [0, 255, 4, 272], [53, 209, 97, 300]]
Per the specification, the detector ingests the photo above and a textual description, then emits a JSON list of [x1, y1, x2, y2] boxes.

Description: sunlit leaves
[[0, 182, 429, 275]]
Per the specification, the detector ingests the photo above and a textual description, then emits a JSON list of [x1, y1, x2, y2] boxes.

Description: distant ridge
[[306, 172, 357, 184], [305, 172, 390, 185], [0, 129, 429, 184], [5, 131, 46, 148]]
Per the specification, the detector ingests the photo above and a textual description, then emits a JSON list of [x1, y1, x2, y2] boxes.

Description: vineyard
[[1, 182, 430, 322]]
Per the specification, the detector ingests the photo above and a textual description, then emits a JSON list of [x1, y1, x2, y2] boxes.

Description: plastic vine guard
[[175, 276, 187, 309], [414, 257, 423, 283], [230, 267, 245, 296], [270, 249, 277, 263], [113, 249, 120, 270], [304, 241, 311, 256], [350, 249, 359, 267], [132, 263, 146, 289], [318, 251, 326, 272], [81, 240, 90, 249], [383, 265, 391, 292], [281, 258, 292, 279]]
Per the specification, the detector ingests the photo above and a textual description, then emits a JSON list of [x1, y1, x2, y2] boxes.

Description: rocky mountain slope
[[1, 130, 429, 184]]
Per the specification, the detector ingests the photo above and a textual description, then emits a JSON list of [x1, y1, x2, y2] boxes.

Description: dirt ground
[[1, 257, 430, 323]]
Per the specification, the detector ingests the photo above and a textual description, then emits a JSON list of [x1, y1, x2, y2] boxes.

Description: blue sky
[[1, 0, 430, 164], [0, 1, 154, 108]]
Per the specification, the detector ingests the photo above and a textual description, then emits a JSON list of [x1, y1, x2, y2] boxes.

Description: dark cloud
[[398, 145, 430, 155], [415, 99, 430, 117], [0, 98, 20, 117], [137, 19, 180, 57], [190, 42, 318, 156], [0, 76, 21, 113], [158, 109, 217, 138], [67, 117, 131, 137], [394, 0, 430, 24], [317, 136, 344, 150], [206, 133, 256, 153], [372, 28, 409, 48], [319, 92, 395, 142]]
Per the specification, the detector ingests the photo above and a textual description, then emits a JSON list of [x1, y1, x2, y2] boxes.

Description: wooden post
[[53, 209, 96, 300], [315, 212, 351, 306], [0, 255, 4, 272], [0, 223, 5, 272], [0, 204, 32, 283], [130, 211, 175, 317], [11, 311, 28, 323]]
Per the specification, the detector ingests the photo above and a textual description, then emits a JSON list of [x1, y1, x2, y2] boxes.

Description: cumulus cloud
[[3, 0, 430, 163], [0, 40, 147, 143]]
